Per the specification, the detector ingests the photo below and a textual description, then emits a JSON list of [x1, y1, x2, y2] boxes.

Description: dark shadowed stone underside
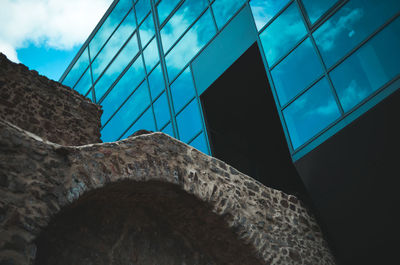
[[0, 119, 335, 265]]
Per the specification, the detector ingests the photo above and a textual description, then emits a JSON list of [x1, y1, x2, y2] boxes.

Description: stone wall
[[0, 120, 335, 265], [0, 53, 102, 146]]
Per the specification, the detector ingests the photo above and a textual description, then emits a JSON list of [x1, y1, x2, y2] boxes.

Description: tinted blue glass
[[139, 13, 156, 46], [135, 0, 151, 24], [176, 99, 203, 143], [153, 92, 171, 129], [166, 10, 216, 81], [94, 33, 140, 102], [212, 0, 246, 29], [161, 122, 174, 136], [157, 0, 180, 25], [161, 0, 208, 53], [101, 82, 150, 142], [314, 0, 400, 67], [73, 68, 92, 96], [143, 38, 159, 72], [100, 57, 146, 122], [259, 2, 307, 66], [122, 107, 156, 138], [283, 78, 341, 150], [170, 68, 196, 113], [92, 11, 136, 81], [330, 17, 400, 112], [302, 0, 337, 24], [271, 38, 324, 106], [249, 0, 290, 31], [62, 48, 89, 88], [90, 0, 133, 58], [189, 132, 209, 154], [148, 65, 165, 100]]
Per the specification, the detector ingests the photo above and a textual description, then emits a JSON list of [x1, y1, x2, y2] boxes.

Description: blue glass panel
[[148, 65, 165, 100], [170, 67, 196, 113], [259, 2, 307, 66], [189, 132, 209, 155], [176, 99, 203, 143], [100, 57, 146, 124], [271, 38, 324, 106], [90, 0, 133, 58], [283, 78, 341, 150], [139, 13, 156, 46], [249, 0, 290, 31], [161, 0, 208, 53], [314, 0, 400, 67], [73, 68, 92, 96], [92, 11, 136, 81], [157, 0, 180, 25], [212, 0, 245, 29], [135, 0, 151, 24], [94, 33, 140, 102], [143, 38, 159, 72], [330, 17, 400, 112], [62, 48, 89, 88], [166, 9, 216, 81], [122, 107, 156, 139], [161, 122, 174, 136], [153, 92, 171, 129], [302, 0, 337, 24], [101, 82, 150, 142]]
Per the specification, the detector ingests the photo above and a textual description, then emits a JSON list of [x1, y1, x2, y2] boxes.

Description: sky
[[0, 0, 114, 81]]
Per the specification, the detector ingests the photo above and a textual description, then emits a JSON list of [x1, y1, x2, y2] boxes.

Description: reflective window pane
[[176, 99, 203, 143], [157, 0, 180, 25], [271, 38, 324, 106], [135, 0, 151, 24], [122, 107, 156, 138], [148, 65, 166, 100], [90, 0, 133, 58], [283, 78, 341, 150], [94, 33, 140, 102], [139, 13, 156, 46], [92, 11, 136, 81], [166, 9, 216, 81], [62, 48, 89, 88], [302, 0, 337, 24], [314, 0, 400, 67], [189, 132, 209, 155], [212, 0, 246, 29], [170, 68, 196, 113], [259, 2, 307, 66], [100, 57, 145, 122], [143, 38, 159, 72], [330, 17, 400, 112], [153, 92, 171, 129], [73, 68, 92, 96], [161, 122, 174, 136], [249, 0, 290, 31], [101, 82, 150, 142], [161, 0, 208, 53]]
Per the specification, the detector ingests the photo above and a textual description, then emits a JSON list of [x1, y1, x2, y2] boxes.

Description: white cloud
[[0, 0, 113, 63]]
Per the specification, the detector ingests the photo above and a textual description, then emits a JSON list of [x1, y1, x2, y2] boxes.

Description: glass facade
[[61, 0, 400, 160]]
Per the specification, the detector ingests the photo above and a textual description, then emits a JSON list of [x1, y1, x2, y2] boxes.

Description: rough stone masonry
[[0, 53, 336, 264]]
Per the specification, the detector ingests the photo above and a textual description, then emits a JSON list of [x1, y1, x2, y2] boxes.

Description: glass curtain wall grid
[[60, 0, 400, 160]]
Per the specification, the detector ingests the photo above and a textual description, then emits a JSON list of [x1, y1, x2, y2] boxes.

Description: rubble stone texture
[[0, 54, 336, 264]]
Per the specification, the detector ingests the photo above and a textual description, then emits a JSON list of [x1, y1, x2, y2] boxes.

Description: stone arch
[[0, 120, 335, 264]]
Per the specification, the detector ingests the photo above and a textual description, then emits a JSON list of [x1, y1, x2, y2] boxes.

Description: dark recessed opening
[[200, 43, 308, 201]]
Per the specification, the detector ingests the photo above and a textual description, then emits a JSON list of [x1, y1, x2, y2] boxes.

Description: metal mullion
[[101, 78, 147, 129], [87, 47, 96, 103], [207, 0, 219, 32], [134, 2, 158, 132], [117, 104, 153, 140], [163, 6, 210, 56], [296, 0, 344, 115], [173, 95, 196, 117], [69, 64, 90, 90], [141, 35, 157, 51], [308, 0, 349, 32], [136, 10, 153, 29], [158, 0, 185, 29], [187, 130, 203, 145], [268, 34, 308, 70], [151, 0, 179, 138], [258, 0, 294, 34]]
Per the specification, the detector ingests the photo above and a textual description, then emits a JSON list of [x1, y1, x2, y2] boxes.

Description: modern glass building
[[60, 0, 400, 264]]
